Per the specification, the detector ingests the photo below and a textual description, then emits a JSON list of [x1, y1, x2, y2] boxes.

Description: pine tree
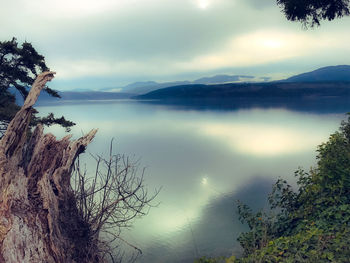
[[0, 38, 74, 136], [277, 0, 350, 27]]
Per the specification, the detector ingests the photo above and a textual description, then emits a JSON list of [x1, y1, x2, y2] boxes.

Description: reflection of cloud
[[149, 177, 220, 232], [41, 104, 337, 158], [199, 122, 325, 156], [155, 207, 198, 231], [39, 103, 340, 262], [139, 177, 274, 262], [201, 177, 208, 185]]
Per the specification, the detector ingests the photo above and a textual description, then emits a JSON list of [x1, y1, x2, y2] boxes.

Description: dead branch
[[0, 72, 98, 263], [72, 141, 160, 262]]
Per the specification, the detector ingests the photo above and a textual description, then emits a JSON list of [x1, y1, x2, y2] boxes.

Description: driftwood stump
[[0, 72, 97, 262]]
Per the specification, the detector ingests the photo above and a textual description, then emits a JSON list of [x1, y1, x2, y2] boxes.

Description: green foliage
[[234, 226, 350, 262], [0, 38, 75, 136], [234, 114, 350, 262], [277, 0, 350, 27], [0, 89, 19, 121], [0, 89, 19, 136], [33, 112, 75, 132], [0, 38, 54, 98]]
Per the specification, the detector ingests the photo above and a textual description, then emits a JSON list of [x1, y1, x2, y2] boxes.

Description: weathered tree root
[[0, 72, 97, 262]]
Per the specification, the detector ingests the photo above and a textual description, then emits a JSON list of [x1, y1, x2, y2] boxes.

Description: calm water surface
[[38, 100, 345, 262]]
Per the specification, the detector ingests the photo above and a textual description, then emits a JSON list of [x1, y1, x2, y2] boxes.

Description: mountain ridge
[[11, 65, 350, 103], [283, 65, 350, 82], [134, 65, 350, 100], [134, 81, 350, 100], [101, 74, 261, 94], [102, 65, 350, 95]]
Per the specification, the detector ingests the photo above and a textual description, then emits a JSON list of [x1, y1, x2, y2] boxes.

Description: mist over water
[[38, 100, 345, 262]]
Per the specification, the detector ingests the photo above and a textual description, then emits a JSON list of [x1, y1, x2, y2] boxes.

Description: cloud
[[175, 29, 345, 71], [2, 0, 350, 88], [51, 27, 350, 82], [45, 1, 243, 60], [244, 0, 276, 9]]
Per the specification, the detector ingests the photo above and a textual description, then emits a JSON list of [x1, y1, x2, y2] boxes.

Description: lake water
[[37, 100, 346, 262]]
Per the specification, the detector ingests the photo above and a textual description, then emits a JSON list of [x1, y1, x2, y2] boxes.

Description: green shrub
[[196, 115, 350, 262], [234, 115, 350, 262]]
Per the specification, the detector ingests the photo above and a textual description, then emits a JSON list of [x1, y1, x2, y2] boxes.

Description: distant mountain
[[102, 74, 260, 95], [134, 65, 350, 100], [10, 65, 350, 105], [135, 82, 350, 100], [55, 91, 133, 100], [193, 75, 254, 84], [284, 65, 350, 82], [10, 88, 134, 105], [116, 81, 191, 94], [101, 65, 350, 95]]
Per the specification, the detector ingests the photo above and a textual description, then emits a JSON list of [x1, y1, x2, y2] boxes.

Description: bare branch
[[72, 142, 159, 260]]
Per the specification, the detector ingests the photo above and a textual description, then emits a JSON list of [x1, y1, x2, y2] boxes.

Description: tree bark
[[0, 72, 97, 262]]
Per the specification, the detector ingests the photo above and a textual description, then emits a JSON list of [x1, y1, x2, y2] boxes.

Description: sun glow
[[262, 39, 283, 49], [197, 0, 210, 9]]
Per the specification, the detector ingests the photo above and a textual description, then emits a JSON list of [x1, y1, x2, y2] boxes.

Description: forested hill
[[284, 65, 350, 82], [134, 81, 350, 100], [134, 65, 350, 100]]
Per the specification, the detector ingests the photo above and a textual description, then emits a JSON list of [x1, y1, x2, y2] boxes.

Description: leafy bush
[[234, 115, 350, 262], [197, 114, 350, 262]]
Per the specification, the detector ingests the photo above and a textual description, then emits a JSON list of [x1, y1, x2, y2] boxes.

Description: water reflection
[[140, 177, 274, 262], [199, 122, 324, 156], [37, 101, 344, 262], [201, 177, 208, 186]]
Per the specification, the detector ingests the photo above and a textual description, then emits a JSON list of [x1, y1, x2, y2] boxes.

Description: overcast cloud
[[1, 0, 350, 90]]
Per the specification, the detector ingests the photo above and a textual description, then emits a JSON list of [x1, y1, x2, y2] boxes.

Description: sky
[[2, 0, 350, 91]]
